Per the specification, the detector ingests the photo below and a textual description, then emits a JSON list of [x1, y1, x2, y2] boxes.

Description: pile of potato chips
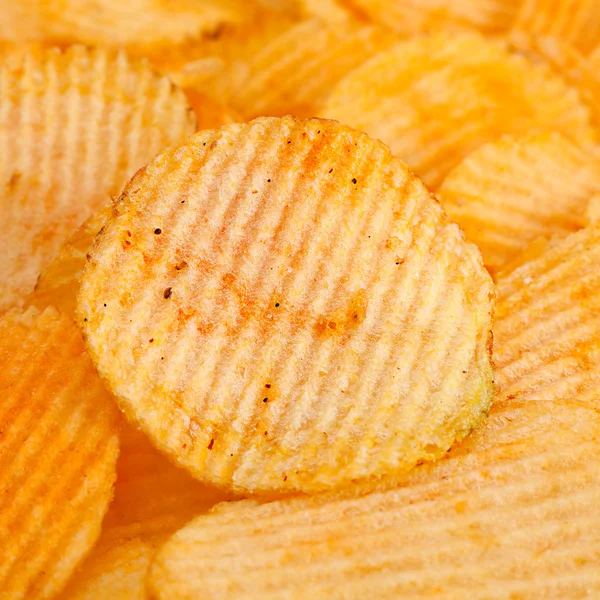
[[1, 1, 599, 598]]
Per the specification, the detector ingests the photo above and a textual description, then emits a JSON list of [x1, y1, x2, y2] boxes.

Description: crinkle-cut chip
[[511, 0, 600, 56], [438, 131, 600, 275], [585, 194, 600, 225], [61, 423, 231, 599], [151, 10, 297, 103], [509, 36, 600, 130], [494, 227, 600, 405], [319, 33, 597, 189], [344, 0, 520, 35], [230, 20, 396, 120], [271, 0, 355, 21], [148, 398, 600, 600], [0, 45, 196, 314], [184, 91, 241, 130], [494, 236, 553, 280], [0, 0, 251, 49], [27, 205, 112, 318], [78, 116, 494, 495], [0, 307, 119, 600]]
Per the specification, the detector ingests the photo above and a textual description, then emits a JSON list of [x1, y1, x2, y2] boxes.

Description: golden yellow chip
[[320, 33, 597, 189], [148, 397, 600, 599], [0, 45, 196, 314], [229, 19, 396, 120], [438, 130, 600, 275], [0, 307, 119, 600], [61, 424, 230, 599], [511, 0, 600, 55], [184, 91, 241, 131], [78, 116, 494, 495], [0, 0, 250, 49], [494, 227, 600, 404], [344, 0, 520, 35]]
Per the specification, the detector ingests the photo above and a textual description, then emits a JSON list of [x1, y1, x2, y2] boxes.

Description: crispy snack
[[438, 131, 600, 275], [0, 45, 196, 314], [0, 307, 119, 600], [184, 91, 241, 130], [494, 227, 600, 405], [148, 397, 600, 599], [344, 0, 520, 35], [320, 33, 597, 189], [0, 0, 250, 50], [61, 423, 230, 599], [78, 116, 494, 495], [229, 20, 395, 120], [511, 0, 600, 55]]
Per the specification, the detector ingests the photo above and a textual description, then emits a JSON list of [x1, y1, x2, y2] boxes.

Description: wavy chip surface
[[320, 33, 597, 188], [439, 131, 600, 275], [230, 20, 395, 119], [0, 307, 119, 600], [494, 227, 600, 405], [0, 45, 196, 313], [61, 424, 229, 600], [78, 116, 494, 495], [148, 398, 600, 599], [345, 0, 520, 34], [511, 0, 600, 55]]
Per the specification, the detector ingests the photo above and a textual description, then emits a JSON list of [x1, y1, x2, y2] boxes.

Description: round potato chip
[[61, 423, 230, 600], [319, 33, 597, 189], [78, 116, 494, 495], [494, 227, 600, 405], [438, 131, 600, 275], [0, 45, 196, 314], [511, 0, 600, 55], [148, 398, 600, 599], [344, 0, 520, 35], [0, 307, 119, 600], [229, 19, 396, 120]]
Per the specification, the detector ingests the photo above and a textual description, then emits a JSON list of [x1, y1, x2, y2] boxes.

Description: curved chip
[[148, 397, 600, 599], [494, 227, 600, 405], [230, 20, 395, 119], [320, 33, 597, 189], [0, 0, 250, 50], [438, 131, 600, 275], [0, 45, 196, 314], [511, 0, 600, 55], [344, 0, 520, 35], [0, 307, 119, 599], [78, 116, 494, 495], [61, 424, 230, 600]]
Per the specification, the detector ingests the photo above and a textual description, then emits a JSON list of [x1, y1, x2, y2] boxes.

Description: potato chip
[[78, 116, 494, 495], [438, 131, 600, 275], [0, 307, 119, 599], [0, 0, 250, 50], [148, 397, 600, 599], [230, 20, 396, 120], [61, 424, 230, 599], [184, 91, 241, 131], [344, 0, 520, 35], [494, 227, 600, 405], [320, 33, 597, 189], [511, 0, 600, 55], [0, 45, 196, 314]]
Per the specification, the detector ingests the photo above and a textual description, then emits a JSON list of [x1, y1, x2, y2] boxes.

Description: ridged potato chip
[[148, 397, 600, 599], [438, 131, 600, 275], [61, 424, 230, 600], [0, 45, 196, 314], [494, 227, 600, 405], [229, 20, 395, 120], [320, 33, 597, 188], [0, 0, 250, 50], [78, 116, 494, 495], [344, 0, 520, 35], [511, 0, 600, 55], [0, 307, 119, 600]]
